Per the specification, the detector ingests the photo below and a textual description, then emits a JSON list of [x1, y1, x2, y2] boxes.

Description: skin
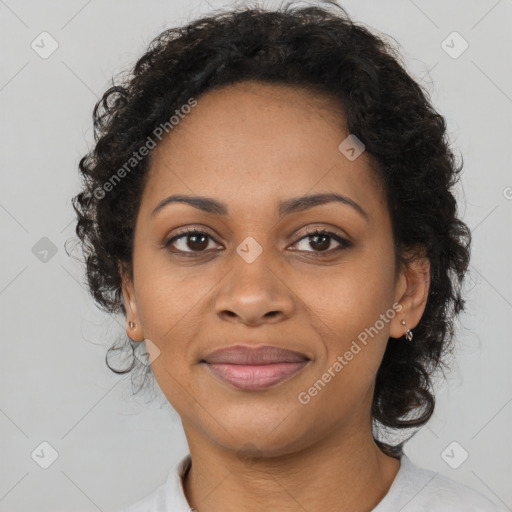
[[120, 80, 431, 512]]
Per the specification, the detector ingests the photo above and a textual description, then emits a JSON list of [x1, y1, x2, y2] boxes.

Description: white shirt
[[121, 453, 507, 511]]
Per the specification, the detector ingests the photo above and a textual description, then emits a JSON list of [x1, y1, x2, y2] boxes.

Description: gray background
[[1, 0, 511, 510]]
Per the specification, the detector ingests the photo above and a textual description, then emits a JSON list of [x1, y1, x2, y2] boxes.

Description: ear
[[389, 249, 431, 340], [119, 262, 144, 342]]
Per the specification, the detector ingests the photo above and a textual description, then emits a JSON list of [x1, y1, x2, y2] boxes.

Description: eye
[[291, 229, 352, 256], [164, 227, 352, 257], [164, 228, 221, 255]]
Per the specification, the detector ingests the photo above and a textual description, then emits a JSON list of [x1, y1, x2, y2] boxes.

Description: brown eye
[[165, 229, 219, 254], [292, 229, 351, 255]]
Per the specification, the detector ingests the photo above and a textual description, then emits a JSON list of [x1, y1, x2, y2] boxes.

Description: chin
[[203, 405, 313, 455]]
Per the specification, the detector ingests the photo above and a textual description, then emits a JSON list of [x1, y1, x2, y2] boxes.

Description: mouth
[[200, 345, 310, 391], [202, 361, 310, 391]]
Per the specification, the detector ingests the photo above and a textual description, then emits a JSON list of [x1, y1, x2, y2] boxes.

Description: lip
[[200, 345, 310, 391], [202, 345, 309, 364]]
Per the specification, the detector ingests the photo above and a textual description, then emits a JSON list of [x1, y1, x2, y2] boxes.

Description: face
[[121, 81, 429, 458]]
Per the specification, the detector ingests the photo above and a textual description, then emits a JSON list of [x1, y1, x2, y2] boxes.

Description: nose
[[213, 252, 295, 326]]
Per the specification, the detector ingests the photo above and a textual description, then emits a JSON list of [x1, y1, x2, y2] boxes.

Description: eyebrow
[[150, 192, 368, 221]]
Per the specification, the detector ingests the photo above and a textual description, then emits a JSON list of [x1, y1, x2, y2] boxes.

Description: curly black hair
[[67, 0, 471, 457]]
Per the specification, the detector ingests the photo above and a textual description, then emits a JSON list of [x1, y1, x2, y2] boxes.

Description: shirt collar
[[166, 453, 412, 511], [164, 453, 194, 511]]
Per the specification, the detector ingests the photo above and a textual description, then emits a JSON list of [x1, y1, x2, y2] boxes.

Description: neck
[[181, 422, 401, 512]]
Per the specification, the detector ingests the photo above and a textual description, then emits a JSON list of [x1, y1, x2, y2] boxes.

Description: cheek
[[344, 237, 397, 319], [133, 250, 224, 386], [299, 244, 396, 376], [133, 246, 203, 332], [303, 251, 396, 333]]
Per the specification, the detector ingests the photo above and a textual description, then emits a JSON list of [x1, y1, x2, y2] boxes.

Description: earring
[[400, 320, 414, 341], [129, 321, 135, 329]]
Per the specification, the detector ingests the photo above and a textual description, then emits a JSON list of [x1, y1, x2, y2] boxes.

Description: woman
[[71, 1, 505, 510]]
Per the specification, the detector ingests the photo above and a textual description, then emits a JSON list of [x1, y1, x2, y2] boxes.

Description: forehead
[[141, 81, 386, 219]]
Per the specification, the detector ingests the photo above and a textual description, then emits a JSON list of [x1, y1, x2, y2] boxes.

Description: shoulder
[[120, 482, 167, 512], [119, 454, 192, 512], [393, 455, 506, 512], [419, 472, 504, 511]]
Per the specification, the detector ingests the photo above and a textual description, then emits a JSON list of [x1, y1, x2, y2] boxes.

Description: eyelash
[[163, 227, 352, 257]]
